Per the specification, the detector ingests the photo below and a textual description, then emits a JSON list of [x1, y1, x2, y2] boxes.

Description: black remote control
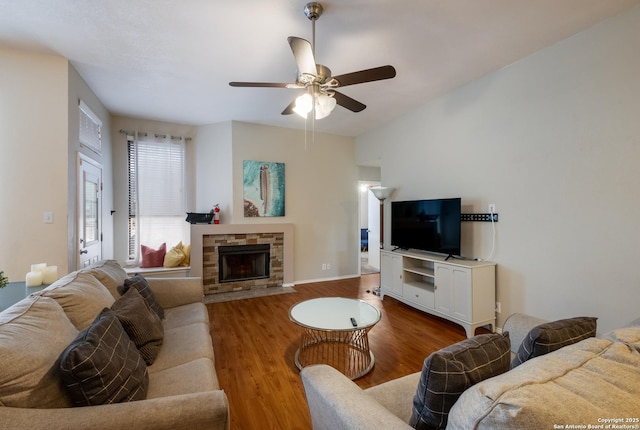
[[350, 317, 357, 327]]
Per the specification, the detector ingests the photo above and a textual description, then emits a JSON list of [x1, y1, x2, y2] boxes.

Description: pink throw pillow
[[140, 243, 166, 268]]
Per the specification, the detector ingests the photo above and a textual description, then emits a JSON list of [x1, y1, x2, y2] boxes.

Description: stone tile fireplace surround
[[190, 224, 294, 295]]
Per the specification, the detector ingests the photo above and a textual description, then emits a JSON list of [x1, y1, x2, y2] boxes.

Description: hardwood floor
[[207, 274, 476, 430]]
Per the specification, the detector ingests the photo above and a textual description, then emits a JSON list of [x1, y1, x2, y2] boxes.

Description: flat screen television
[[391, 198, 461, 256]]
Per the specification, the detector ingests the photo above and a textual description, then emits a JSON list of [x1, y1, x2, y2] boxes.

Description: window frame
[[79, 100, 102, 154], [127, 136, 187, 262]]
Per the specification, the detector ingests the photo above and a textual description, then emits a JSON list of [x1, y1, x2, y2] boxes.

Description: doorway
[[359, 181, 380, 274], [77, 153, 103, 268]]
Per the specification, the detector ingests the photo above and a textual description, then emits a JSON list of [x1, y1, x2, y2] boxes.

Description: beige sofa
[[301, 313, 640, 429], [0, 260, 229, 430]]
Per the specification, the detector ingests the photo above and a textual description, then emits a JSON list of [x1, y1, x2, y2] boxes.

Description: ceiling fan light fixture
[[293, 93, 313, 117], [315, 93, 336, 119], [293, 92, 336, 119]]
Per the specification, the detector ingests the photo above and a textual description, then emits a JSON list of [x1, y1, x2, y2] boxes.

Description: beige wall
[[232, 122, 358, 283], [356, 5, 640, 333], [193, 121, 359, 283], [0, 48, 69, 280], [0, 48, 114, 280], [194, 122, 233, 220], [110, 116, 197, 263], [113, 118, 360, 283]]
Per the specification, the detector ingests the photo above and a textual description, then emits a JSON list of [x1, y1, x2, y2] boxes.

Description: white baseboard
[[294, 274, 360, 285]]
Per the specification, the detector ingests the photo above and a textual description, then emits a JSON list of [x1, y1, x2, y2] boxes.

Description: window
[[127, 136, 188, 262], [79, 100, 102, 154]]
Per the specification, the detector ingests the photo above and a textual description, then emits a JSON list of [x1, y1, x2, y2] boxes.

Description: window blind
[[127, 136, 187, 261], [79, 100, 102, 153], [136, 139, 185, 216], [127, 140, 137, 259]]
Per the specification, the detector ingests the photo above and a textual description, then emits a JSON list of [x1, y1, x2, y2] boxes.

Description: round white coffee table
[[289, 297, 381, 379]]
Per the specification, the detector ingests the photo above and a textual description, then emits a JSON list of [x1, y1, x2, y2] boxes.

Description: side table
[[0, 282, 47, 312]]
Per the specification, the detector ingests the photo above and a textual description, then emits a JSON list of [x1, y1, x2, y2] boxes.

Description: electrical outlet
[[322, 264, 327, 270], [43, 211, 53, 224], [488, 204, 496, 214], [495, 302, 501, 314], [326, 263, 331, 270]]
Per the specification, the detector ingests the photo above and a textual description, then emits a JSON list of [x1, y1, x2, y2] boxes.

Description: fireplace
[[195, 227, 289, 294], [218, 244, 270, 283]]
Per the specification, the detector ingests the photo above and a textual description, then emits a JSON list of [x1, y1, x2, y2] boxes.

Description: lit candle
[[26, 271, 43, 287], [43, 266, 58, 284]]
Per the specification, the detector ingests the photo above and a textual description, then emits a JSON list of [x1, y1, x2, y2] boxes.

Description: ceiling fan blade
[[288, 36, 317, 76], [332, 65, 396, 88], [333, 91, 366, 112], [229, 82, 292, 88], [281, 100, 296, 115]]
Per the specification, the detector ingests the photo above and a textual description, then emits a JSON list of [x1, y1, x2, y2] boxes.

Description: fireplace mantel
[[190, 223, 294, 287]]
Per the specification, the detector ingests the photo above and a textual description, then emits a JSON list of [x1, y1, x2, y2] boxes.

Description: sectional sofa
[[0, 260, 229, 430], [301, 313, 640, 429]]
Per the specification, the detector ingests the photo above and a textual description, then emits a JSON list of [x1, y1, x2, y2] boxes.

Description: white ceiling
[[1, 0, 639, 137]]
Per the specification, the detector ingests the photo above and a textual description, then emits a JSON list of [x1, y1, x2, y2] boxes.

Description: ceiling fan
[[229, 2, 396, 120]]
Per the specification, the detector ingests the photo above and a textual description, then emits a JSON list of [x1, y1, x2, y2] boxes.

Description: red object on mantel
[[213, 204, 220, 224]]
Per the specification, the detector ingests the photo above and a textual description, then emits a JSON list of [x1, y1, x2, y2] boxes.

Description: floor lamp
[[370, 186, 394, 295]]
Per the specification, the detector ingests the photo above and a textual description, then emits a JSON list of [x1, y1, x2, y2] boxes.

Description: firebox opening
[[218, 244, 270, 283]]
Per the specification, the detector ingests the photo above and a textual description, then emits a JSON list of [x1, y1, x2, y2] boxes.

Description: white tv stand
[[380, 249, 496, 338]]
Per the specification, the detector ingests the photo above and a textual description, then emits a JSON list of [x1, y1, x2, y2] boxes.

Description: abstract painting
[[243, 160, 285, 217]]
